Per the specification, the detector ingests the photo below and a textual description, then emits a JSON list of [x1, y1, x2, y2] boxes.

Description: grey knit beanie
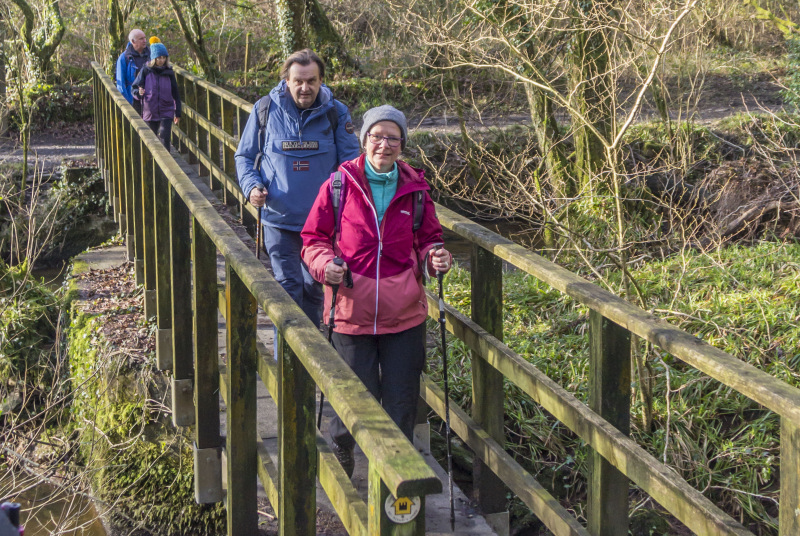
[[360, 105, 408, 150]]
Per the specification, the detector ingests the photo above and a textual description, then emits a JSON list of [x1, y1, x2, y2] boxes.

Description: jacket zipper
[[343, 168, 424, 335]]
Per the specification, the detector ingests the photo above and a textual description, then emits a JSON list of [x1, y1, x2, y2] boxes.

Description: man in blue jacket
[[116, 29, 150, 115], [235, 48, 360, 340]]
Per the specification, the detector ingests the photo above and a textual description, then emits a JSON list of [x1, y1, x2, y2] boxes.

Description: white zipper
[[343, 169, 382, 334]]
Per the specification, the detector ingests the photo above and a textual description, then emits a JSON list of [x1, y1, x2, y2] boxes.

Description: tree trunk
[[107, 0, 140, 73], [169, 0, 222, 82], [569, 9, 613, 196], [304, 0, 358, 72], [275, 0, 308, 59], [10, 0, 65, 82]]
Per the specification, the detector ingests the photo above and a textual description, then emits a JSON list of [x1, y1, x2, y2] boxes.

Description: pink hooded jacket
[[301, 154, 447, 335]]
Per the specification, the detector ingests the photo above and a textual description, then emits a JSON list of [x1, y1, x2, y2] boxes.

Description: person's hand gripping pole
[[251, 187, 267, 260], [318, 257, 352, 429]]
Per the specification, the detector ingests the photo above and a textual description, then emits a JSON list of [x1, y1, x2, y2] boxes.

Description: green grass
[[426, 240, 799, 534]]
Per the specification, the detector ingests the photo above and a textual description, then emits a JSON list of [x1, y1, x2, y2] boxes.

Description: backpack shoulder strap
[[331, 171, 344, 234], [327, 106, 339, 135], [412, 190, 425, 232], [253, 95, 272, 171]]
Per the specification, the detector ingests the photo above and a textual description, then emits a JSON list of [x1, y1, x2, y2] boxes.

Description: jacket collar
[[341, 155, 428, 200], [124, 42, 150, 62], [270, 79, 333, 119]]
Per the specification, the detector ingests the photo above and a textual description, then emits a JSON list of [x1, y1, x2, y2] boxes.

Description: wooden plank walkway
[[172, 151, 498, 534]]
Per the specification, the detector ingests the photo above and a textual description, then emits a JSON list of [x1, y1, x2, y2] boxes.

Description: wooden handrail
[[91, 63, 441, 536], [159, 63, 798, 535]]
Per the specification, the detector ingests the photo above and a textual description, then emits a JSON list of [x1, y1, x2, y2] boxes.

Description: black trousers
[[147, 118, 173, 151], [328, 322, 427, 448]]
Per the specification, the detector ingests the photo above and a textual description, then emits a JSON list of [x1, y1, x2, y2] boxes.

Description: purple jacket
[[131, 65, 182, 122]]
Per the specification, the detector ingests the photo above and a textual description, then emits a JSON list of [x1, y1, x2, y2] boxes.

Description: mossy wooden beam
[[277, 332, 317, 536], [435, 205, 800, 424], [196, 87, 210, 179], [470, 243, 506, 514], [587, 311, 631, 535], [192, 218, 220, 447], [225, 262, 258, 535], [420, 375, 589, 536], [426, 293, 752, 536], [172, 127, 251, 214], [131, 126, 145, 284], [181, 104, 239, 153], [780, 418, 800, 534], [207, 90, 222, 193], [154, 166, 173, 370], [141, 141, 157, 318], [221, 99, 237, 208]]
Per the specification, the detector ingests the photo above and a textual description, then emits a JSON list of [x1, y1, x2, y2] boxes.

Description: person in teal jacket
[[115, 29, 149, 116], [235, 48, 360, 340]]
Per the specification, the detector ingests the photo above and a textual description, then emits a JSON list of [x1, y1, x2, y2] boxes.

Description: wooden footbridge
[[91, 61, 800, 536]]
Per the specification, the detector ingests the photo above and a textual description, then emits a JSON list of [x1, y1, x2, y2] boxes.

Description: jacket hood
[[124, 42, 150, 61]]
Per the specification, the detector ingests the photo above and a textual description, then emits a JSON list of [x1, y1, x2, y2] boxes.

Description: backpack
[[252, 94, 340, 170], [329, 171, 425, 236]]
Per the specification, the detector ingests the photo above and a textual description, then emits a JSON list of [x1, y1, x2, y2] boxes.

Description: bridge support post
[[192, 218, 223, 503], [221, 100, 238, 209], [154, 167, 173, 370], [207, 90, 223, 195], [225, 263, 258, 535], [368, 463, 425, 535], [170, 186, 195, 426], [131, 125, 145, 285], [277, 331, 317, 536], [780, 417, 800, 534], [141, 143, 157, 318], [123, 119, 135, 262], [471, 243, 508, 527], [587, 311, 631, 536]]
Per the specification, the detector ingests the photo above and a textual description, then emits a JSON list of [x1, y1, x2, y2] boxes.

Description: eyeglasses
[[366, 133, 403, 147]]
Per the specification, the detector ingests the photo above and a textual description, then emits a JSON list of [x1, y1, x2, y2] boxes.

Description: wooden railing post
[[170, 187, 194, 426], [207, 90, 222, 194], [123, 119, 135, 261], [221, 99, 238, 209], [141, 143, 157, 318], [175, 75, 186, 154], [368, 464, 425, 535], [197, 86, 210, 179], [114, 104, 125, 230], [587, 310, 631, 536], [131, 126, 144, 284], [192, 218, 223, 504], [780, 418, 800, 534], [104, 91, 113, 204], [236, 106, 256, 235], [470, 244, 507, 521], [186, 80, 198, 165], [277, 332, 316, 536], [154, 167, 173, 370], [225, 262, 258, 535]]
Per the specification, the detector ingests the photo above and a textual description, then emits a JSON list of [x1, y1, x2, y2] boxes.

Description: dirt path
[[0, 121, 96, 177]]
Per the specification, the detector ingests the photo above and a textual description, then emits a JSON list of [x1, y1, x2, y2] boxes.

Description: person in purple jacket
[[132, 42, 181, 151]]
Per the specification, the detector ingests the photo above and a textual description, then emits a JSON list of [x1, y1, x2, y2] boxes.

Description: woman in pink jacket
[[301, 105, 452, 478]]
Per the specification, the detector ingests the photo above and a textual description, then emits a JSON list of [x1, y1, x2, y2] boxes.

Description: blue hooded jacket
[[116, 42, 150, 104], [234, 80, 360, 231]]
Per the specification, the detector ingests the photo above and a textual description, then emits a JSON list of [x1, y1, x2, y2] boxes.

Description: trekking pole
[[318, 257, 352, 429], [435, 245, 455, 532], [256, 205, 262, 260]]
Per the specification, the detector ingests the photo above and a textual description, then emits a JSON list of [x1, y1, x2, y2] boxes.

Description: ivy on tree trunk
[[9, 0, 65, 82], [107, 0, 140, 75], [169, 0, 222, 83]]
